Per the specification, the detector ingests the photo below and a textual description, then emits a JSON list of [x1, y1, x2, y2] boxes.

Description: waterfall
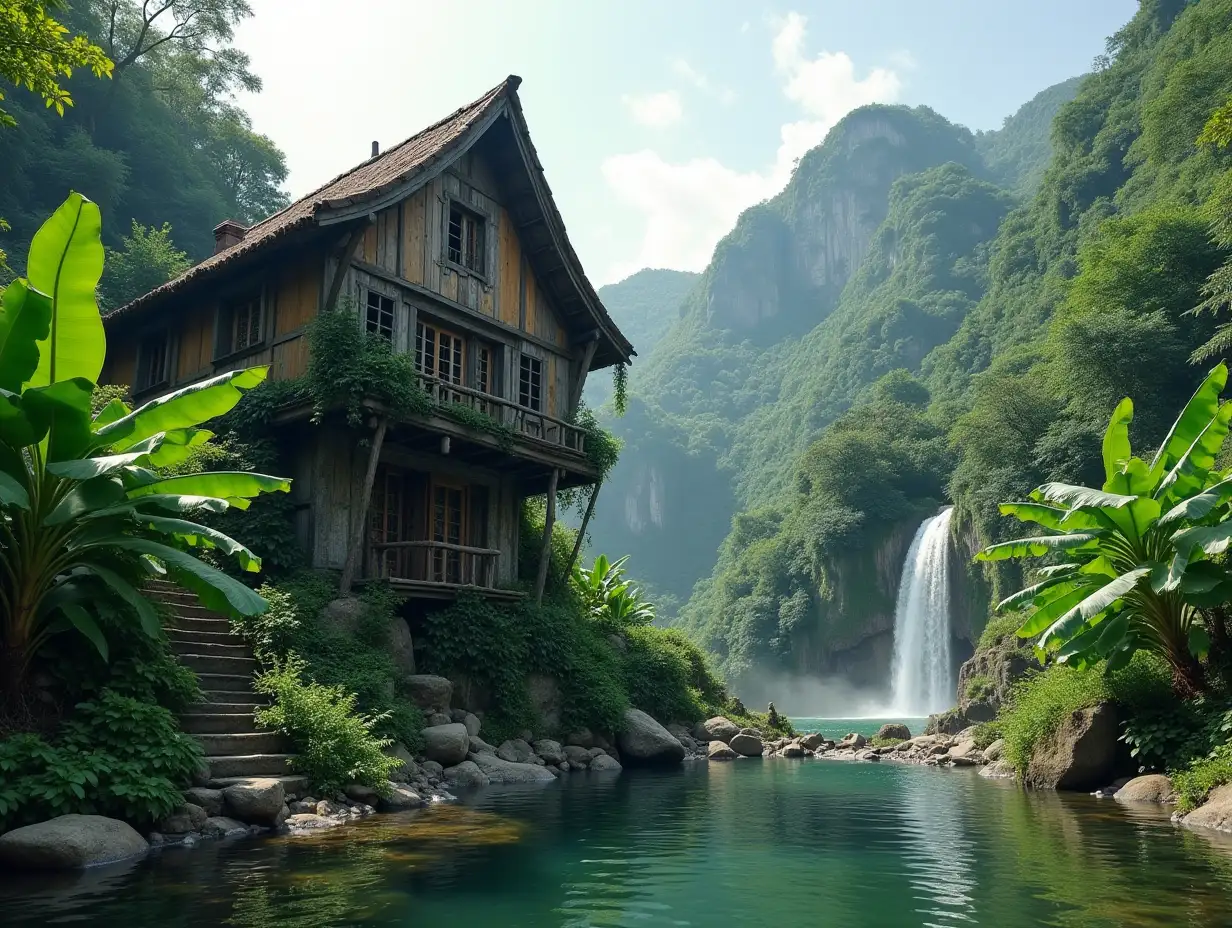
[[889, 507, 955, 716]]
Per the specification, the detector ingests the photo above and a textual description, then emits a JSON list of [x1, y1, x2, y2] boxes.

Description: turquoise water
[[5, 735, 1232, 926]]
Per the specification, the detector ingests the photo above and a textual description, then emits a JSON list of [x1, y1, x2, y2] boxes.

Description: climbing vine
[[612, 363, 628, 416]]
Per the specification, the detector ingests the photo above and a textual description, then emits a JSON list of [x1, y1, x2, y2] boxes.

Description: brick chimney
[[213, 219, 248, 254]]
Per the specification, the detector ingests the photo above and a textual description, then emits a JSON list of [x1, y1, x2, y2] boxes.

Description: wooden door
[[430, 480, 466, 583]]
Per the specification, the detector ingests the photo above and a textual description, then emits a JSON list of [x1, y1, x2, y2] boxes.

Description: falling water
[[889, 506, 955, 716]]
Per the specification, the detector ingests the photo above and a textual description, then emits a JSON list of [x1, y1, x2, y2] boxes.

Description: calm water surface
[[6, 719, 1232, 927]]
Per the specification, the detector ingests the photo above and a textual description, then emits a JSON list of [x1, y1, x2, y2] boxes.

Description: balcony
[[416, 375, 587, 456], [368, 539, 523, 601]]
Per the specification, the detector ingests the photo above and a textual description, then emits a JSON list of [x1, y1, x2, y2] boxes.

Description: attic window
[[447, 202, 486, 274], [365, 290, 395, 341], [215, 289, 264, 358]]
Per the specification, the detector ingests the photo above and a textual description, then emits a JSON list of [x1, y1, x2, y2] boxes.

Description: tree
[[1197, 97, 1232, 150], [980, 365, 1232, 697], [96, 0, 253, 82], [99, 219, 190, 310], [0, 0, 112, 127], [0, 192, 289, 712]]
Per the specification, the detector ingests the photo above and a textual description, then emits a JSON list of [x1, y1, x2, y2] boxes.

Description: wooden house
[[101, 76, 634, 601]]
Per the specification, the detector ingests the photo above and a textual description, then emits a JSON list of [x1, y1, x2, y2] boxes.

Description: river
[[5, 721, 1232, 927]]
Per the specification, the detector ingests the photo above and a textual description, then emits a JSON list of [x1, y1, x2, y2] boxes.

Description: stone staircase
[[149, 580, 306, 792]]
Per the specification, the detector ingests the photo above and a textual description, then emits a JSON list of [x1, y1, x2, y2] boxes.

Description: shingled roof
[[108, 75, 634, 367]]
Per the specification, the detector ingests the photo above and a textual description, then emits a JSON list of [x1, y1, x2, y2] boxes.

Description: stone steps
[[169, 637, 251, 659], [178, 652, 258, 676], [197, 732, 292, 755], [190, 694, 266, 712], [171, 615, 233, 634], [208, 774, 310, 793], [181, 712, 260, 735], [196, 672, 256, 693], [206, 753, 296, 780]]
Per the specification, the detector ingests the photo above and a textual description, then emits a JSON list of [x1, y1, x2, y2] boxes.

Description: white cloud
[[600, 13, 901, 282], [671, 58, 736, 105], [621, 91, 683, 128]]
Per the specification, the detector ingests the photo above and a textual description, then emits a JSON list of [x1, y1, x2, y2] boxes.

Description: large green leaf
[[1165, 523, 1232, 590], [23, 378, 94, 461], [1032, 483, 1136, 511], [126, 471, 290, 502], [106, 537, 268, 618], [62, 603, 108, 662], [95, 368, 268, 450], [86, 494, 232, 519], [0, 470, 30, 510], [996, 569, 1080, 612], [140, 515, 262, 573], [1156, 402, 1232, 503], [0, 280, 52, 392], [997, 502, 1069, 531], [978, 533, 1101, 562], [26, 193, 105, 388], [1016, 583, 1101, 637], [1159, 474, 1232, 527], [1151, 363, 1228, 474], [43, 475, 126, 526], [47, 446, 158, 480], [1105, 457, 1159, 497], [80, 564, 161, 638], [143, 429, 213, 468], [1102, 398, 1134, 491], [0, 387, 45, 448], [1101, 497, 1161, 545], [1039, 568, 1151, 649]]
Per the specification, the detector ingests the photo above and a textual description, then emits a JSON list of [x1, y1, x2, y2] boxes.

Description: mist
[[732, 671, 897, 720]]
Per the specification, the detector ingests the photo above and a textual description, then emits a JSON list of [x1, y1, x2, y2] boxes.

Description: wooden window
[[136, 330, 171, 391], [477, 346, 492, 394], [415, 320, 465, 385], [518, 355, 542, 410], [365, 289, 395, 341], [215, 289, 264, 357], [431, 483, 466, 583], [447, 202, 486, 274]]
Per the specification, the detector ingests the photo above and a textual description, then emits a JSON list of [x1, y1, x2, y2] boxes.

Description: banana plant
[[979, 363, 1232, 696], [0, 193, 290, 706], [572, 554, 656, 627]]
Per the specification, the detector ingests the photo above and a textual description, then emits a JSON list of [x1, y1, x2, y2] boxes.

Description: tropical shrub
[[572, 553, 655, 628], [980, 365, 1232, 695], [254, 657, 400, 795], [0, 193, 289, 712]]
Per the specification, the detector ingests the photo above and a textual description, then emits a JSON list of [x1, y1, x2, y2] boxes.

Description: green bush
[[254, 657, 400, 795], [977, 612, 1027, 651], [964, 675, 994, 703], [1175, 744, 1232, 812], [870, 736, 904, 748], [971, 721, 1003, 750], [0, 691, 203, 830]]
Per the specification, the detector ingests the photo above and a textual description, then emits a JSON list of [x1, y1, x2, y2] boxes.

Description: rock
[[876, 723, 912, 741], [857, 750, 881, 762], [929, 742, 951, 755], [565, 729, 595, 749], [421, 760, 444, 778], [708, 740, 738, 760], [533, 739, 565, 766], [444, 760, 490, 788], [569, 760, 587, 771], [983, 739, 1005, 762], [617, 709, 686, 765], [1116, 774, 1176, 804], [590, 753, 623, 772], [838, 733, 867, 750], [201, 816, 249, 839], [1025, 703, 1119, 791], [463, 712, 482, 737], [469, 752, 557, 784], [980, 760, 1016, 780], [158, 802, 208, 835], [384, 742, 418, 782], [284, 814, 337, 833], [564, 745, 593, 766], [607, 633, 627, 652], [781, 743, 806, 758], [320, 596, 366, 636], [799, 733, 826, 751], [949, 739, 980, 760], [1182, 783, 1232, 832], [469, 736, 496, 755], [925, 708, 968, 736], [497, 738, 534, 764], [422, 723, 470, 767], [379, 784, 425, 811], [223, 778, 286, 826], [316, 799, 349, 818], [183, 787, 224, 817], [957, 624, 1034, 717], [344, 784, 380, 805], [527, 674, 562, 731], [0, 815, 148, 870], [405, 674, 454, 712], [389, 618, 416, 677], [288, 800, 315, 815], [964, 701, 997, 723], [426, 711, 453, 728], [729, 732, 765, 757], [588, 747, 608, 759], [450, 708, 468, 723], [950, 755, 981, 767], [700, 716, 741, 744]]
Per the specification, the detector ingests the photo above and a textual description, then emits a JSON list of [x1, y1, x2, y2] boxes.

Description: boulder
[[285, 814, 337, 833], [857, 750, 881, 762], [1182, 783, 1232, 832], [0, 815, 148, 870], [949, 739, 980, 760], [320, 596, 366, 635], [983, 739, 1005, 763], [421, 760, 444, 779], [980, 760, 1016, 780], [497, 738, 534, 764], [564, 745, 593, 766], [422, 723, 470, 767], [590, 753, 623, 772], [384, 742, 418, 783], [288, 800, 316, 814], [1116, 774, 1176, 805], [379, 784, 425, 811], [838, 733, 867, 750], [223, 778, 286, 826], [957, 625, 1034, 717], [444, 760, 490, 788], [450, 708, 468, 723], [708, 740, 738, 759], [469, 752, 557, 784], [565, 729, 595, 749], [729, 732, 765, 757], [700, 716, 741, 744], [316, 799, 349, 818], [470, 736, 497, 755], [527, 674, 563, 731], [426, 711, 453, 728], [405, 674, 454, 712], [925, 708, 968, 736], [1025, 703, 1119, 791], [344, 784, 380, 805], [158, 802, 208, 835], [949, 755, 981, 767], [389, 618, 416, 677], [963, 701, 997, 723], [533, 739, 565, 766], [876, 723, 912, 741], [463, 712, 482, 738], [202, 816, 249, 839], [617, 709, 686, 766], [799, 733, 826, 751], [781, 743, 806, 758], [183, 787, 224, 817]]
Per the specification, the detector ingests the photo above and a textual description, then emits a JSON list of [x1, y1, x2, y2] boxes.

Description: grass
[[869, 736, 904, 748]]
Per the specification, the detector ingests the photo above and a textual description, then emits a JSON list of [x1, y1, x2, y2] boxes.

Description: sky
[[235, 0, 1138, 286]]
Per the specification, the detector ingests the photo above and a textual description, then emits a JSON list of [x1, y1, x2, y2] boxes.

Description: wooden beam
[[533, 467, 560, 605], [564, 481, 601, 580], [568, 334, 599, 415], [324, 216, 374, 314], [339, 416, 388, 593]]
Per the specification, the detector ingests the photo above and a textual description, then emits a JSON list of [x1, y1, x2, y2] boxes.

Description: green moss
[[965, 675, 994, 703]]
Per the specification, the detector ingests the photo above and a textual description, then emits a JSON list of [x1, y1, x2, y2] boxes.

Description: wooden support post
[[533, 468, 560, 605], [564, 480, 601, 580], [568, 333, 600, 415], [339, 417, 388, 594], [324, 215, 375, 314]]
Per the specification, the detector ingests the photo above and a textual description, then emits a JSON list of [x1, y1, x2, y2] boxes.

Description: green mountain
[[594, 0, 1232, 699]]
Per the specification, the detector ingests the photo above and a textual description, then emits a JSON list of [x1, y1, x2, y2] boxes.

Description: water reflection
[[895, 765, 976, 925]]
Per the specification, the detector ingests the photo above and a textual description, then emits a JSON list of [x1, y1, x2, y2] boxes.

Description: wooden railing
[[416, 375, 586, 455], [370, 540, 501, 588]]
